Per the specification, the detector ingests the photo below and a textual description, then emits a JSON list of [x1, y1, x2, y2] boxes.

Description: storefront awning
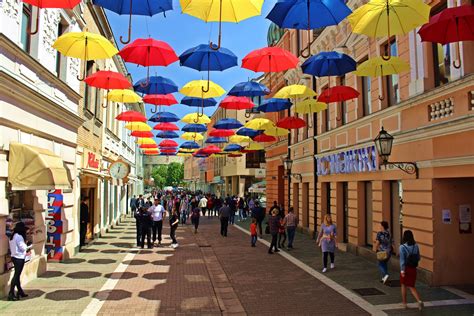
[[8, 142, 72, 190]]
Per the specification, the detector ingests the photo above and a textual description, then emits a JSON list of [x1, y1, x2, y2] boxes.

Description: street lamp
[[374, 127, 418, 178], [283, 156, 302, 181]]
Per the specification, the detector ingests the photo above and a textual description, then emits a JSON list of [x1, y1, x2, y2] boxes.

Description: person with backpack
[[374, 221, 393, 284], [399, 230, 423, 310]]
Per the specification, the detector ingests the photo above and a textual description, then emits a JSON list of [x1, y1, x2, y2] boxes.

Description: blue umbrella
[[156, 131, 179, 138], [160, 152, 177, 156], [182, 123, 207, 133], [180, 141, 200, 149], [257, 98, 292, 113], [181, 96, 217, 108], [236, 128, 262, 137], [214, 118, 243, 130], [301, 51, 356, 77], [205, 137, 227, 144], [149, 111, 180, 123], [228, 81, 270, 97], [134, 76, 178, 95], [267, 0, 351, 57], [92, 0, 173, 44], [224, 144, 242, 152]]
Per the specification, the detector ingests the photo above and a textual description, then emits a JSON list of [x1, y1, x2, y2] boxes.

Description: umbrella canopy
[[301, 51, 356, 77], [25, 0, 80, 7], [132, 131, 155, 138], [136, 138, 156, 145], [159, 139, 178, 147], [182, 123, 207, 133], [179, 148, 197, 153], [318, 86, 359, 103], [274, 84, 316, 99], [294, 100, 328, 114], [180, 141, 200, 149], [257, 98, 292, 112], [107, 89, 142, 103], [244, 118, 272, 130], [115, 110, 147, 122], [242, 46, 299, 73], [179, 44, 238, 71], [243, 142, 264, 151], [143, 148, 160, 153], [180, 80, 226, 98], [181, 132, 204, 141], [181, 96, 217, 107], [253, 134, 276, 142], [214, 118, 243, 129], [355, 56, 410, 77], [160, 148, 178, 153], [156, 131, 179, 138], [219, 96, 255, 110], [228, 153, 243, 157], [125, 122, 152, 131], [177, 152, 193, 157], [201, 145, 222, 154], [118, 38, 178, 66], [237, 128, 262, 137], [205, 137, 227, 144], [224, 144, 243, 152], [139, 144, 159, 149], [84, 70, 131, 89], [182, 113, 211, 124], [148, 111, 180, 123], [228, 81, 270, 97], [229, 135, 252, 144], [276, 117, 306, 129], [143, 94, 178, 106], [153, 122, 179, 131], [209, 129, 235, 137], [264, 126, 289, 136], [134, 76, 178, 95]]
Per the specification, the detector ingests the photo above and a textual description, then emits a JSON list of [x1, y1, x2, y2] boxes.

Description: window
[[384, 39, 400, 106], [362, 76, 372, 116], [246, 150, 265, 168], [303, 113, 309, 139], [83, 61, 94, 111], [94, 75, 102, 119], [433, 43, 451, 87], [296, 30, 301, 55], [56, 21, 67, 80], [325, 105, 331, 132], [20, 4, 32, 53], [338, 75, 346, 125]]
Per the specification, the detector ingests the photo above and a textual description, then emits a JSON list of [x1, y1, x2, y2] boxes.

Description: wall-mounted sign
[[83, 149, 101, 171], [45, 190, 63, 261], [255, 169, 266, 179], [442, 209, 451, 224], [316, 145, 378, 176], [459, 204, 472, 234]]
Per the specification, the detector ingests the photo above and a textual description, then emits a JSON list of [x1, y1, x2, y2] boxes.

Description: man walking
[[219, 201, 231, 237], [80, 196, 89, 248], [268, 209, 280, 254], [252, 201, 265, 238], [150, 199, 166, 247], [138, 206, 153, 249], [199, 195, 208, 217], [285, 207, 298, 249], [129, 195, 137, 218]]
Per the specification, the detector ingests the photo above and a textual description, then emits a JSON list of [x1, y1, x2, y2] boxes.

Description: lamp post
[[374, 127, 418, 178]]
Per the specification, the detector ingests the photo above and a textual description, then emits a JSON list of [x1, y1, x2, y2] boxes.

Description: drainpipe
[[287, 107, 291, 213], [312, 77, 318, 239]]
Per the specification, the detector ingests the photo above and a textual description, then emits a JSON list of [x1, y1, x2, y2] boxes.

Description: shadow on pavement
[[93, 289, 132, 301], [66, 271, 102, 279], [61, 258, 86, 264], [142, 272, 167, 280], [87, 259, 117, 265], [123, 259, 149, 265], [104, 272, 138, 280], [39, 271, 64, 278], [45, 289, 89, 301]]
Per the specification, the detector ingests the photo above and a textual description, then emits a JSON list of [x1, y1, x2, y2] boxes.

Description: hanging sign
[[459, 204, 472, 234], [45, 190, 64, 261], [316, 145, 378, 176]]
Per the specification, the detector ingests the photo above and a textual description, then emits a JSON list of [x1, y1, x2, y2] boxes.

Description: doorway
[[293, 183, 300, 220], [365, 182, 373, 246], [390, 180, 403, 249], [80, 187, 95, 242], [278, 165, 285, 206], [302, 182, 309, 228], [342, 182, 349, 243]]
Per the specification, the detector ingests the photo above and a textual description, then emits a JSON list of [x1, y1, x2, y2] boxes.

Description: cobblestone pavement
[[1, 216, 472, 315]]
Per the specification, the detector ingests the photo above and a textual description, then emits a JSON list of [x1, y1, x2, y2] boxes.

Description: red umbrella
[[209, 129, 235, 137], [276, 117, 306, 129], [144, 94, 178, 113], [253, 134, 277, 142], [219, 96, 255, 110], [201, 145, 221, 154], [85, 71, 131, 108], [132, 131, 154, 138], [115, 111, 147, 122], [140, 144, 158, 149], [153, 122, 179, 131], [159, 139, 178, 148], [160, 148, 177, 153], [418, 5, 474, 68], [318, 86, 359, 103], [24, 0, 80, 35]]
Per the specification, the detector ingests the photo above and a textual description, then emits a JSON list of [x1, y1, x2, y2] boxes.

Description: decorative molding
[[3, 0, 21, 22], [429, 97, 454, 121], [42, 9, 61, 56], [417, 155, 474, 169]]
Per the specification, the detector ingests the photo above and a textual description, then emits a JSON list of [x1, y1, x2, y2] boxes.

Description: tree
[[151, 163, 184, 188], [151, 165, 167, 189]]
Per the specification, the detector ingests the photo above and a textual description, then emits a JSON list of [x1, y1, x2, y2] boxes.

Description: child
[[250, 218, 258, 247]]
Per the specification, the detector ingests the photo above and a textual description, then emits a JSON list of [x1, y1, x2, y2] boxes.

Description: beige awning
[[8, 142, 72, 190]]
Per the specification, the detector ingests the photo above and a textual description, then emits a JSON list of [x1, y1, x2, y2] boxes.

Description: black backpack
[[404, 245, 419, 268]]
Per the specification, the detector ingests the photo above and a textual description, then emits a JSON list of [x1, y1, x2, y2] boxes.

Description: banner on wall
[[45, 190, 64, 261]]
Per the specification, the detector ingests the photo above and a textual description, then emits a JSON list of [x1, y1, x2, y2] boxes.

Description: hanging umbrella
[[180, 0, 264, 50], [156, 131, 179, 138], [107, 89, 142, 103], [301, 51, 357, 77], [205, 137, 227, 144], [153, 122, 179, 131], [318, 86, 359, 103], [179, 148, 197, 153], [182, 123, 207, 133], [140, 144, 159, 149], [180, 141, 200, 149], [180, 80, 226, 98], [182, 113, 211, 124], [257, 98, 292, 113], [24, 0, 81, 35], [264, 126, 289, 136], [224, 144, 243, 152], [177, 152, 193, 157], [115, 110, 147, 122], [209, 129, 235, 137], [201, 145, 222, 154], [229, 135, 252, 144], [125, 122, 152, 131], [274, 84, 316, 99], [143, 148, 160, 153], [93, 1, 173, 44], [244, 118, 273, 130], [132, 131, 155, 138], [294, 100, 328, 114], [181, 132, 204, 141], [214, 118, 243, 129], [148, 111, 180, 123], [267, 0, 351, 57], [161, 152, 177, 156], [160, 148, 178, 153], [243, 142, 264, 151], [418, 5, 474, 68], [53, 31, 118, 80], [193, 149, 209, 157], [228, 153, 243, 157], [228, 81, 270, 97], [136, 138, 156, 145], [144, 94, 179, 113], [348, 0, 430, 59], [219, 96, 255, 110], [237, 128, 262, 137], [181, 97, 217, 108], [159, 139, 178, 147], [277, 117, 306, 129], [134, 76, 178, 95], [253, 134, 276, 142], [85, 70, 131, 108]]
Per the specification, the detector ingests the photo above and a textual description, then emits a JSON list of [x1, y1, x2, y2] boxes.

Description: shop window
[[20, 4, 32, 53], [383, 39, 400, 107], [6, 190, 35, 243], [55, 21, 68, 81]]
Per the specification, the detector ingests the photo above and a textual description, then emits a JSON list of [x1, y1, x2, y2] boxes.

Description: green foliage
[[151, 163, 184, 188]]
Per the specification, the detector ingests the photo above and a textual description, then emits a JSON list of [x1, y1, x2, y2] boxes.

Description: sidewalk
[[235, 217, 474, 315]]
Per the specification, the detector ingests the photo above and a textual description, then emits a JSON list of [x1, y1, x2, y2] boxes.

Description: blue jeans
[[287, 226, 296, 248], [378, 256, 390, 277], [251, 235, 257, 246]]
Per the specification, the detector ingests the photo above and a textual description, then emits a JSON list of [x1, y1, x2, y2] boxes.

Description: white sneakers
[[330, 263, 335, 269], [382, 274, 389, 284], [170, 243, 179, 249], [322, 268, 327, 273]]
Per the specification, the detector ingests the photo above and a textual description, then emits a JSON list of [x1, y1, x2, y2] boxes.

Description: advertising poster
[[459, 204, 472, 234]]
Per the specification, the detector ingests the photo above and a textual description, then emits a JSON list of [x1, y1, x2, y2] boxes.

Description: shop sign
[[45, 190, 63, 261], [459, 204, 472, 234], [255, 169, 266, 179], [83, 149, 101, 171], [316, 145, 378, 176]]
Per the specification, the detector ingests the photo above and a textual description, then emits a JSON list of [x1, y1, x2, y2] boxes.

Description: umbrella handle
[[101, 89, 109, 108], [209, 0, 223, 51], [27, 9, 39, 36], [453, 42, 461, 69], [244, 112, 252, 118], [381, 2, 391, 62], [378, 94, 385, 101], [120, 0, 133, 44], [139, 67, 150, 88], [151, 105, 158, 113], [201, 77, 210, 93], [300, 5, 312, 58]]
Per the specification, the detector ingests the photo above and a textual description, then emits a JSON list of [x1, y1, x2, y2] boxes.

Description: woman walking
[[268, 210, 280, 254], [169, 207, 179, 248], [8, 222, 32, 301], [190, 205, 201, 234], [316, 214, 337, 273], [400, 230, 423, 310], [374, 221, 393, 284]]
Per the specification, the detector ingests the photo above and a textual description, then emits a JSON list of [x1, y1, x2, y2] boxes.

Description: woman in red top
[[250, 218, 257, 247]]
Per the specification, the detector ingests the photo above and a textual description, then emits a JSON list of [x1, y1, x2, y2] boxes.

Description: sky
[[106, 0, 277, 145]]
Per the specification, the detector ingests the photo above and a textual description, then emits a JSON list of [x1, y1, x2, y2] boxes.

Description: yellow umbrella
[[244, 142, 264, 151], [355, 56, 410, 77], [53, 31, 118, 80], [125, 122, 152, 132], [182, 113, 211, 124], [229, 135, 252, 144], [135, 138, 156, 145], [177, 152, 193, 157], [264, 126, 289, 137], [181, 132, 204, 141], [274, 84, 317, 99], [348, 0, 430, 59], [108, 89, 142, 103], [294, 100, 328, 114], [244, 118, 273, 130], [180, 0, 264, 50], [180, 80, 226, 98], [179, 148, 197, 153]]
